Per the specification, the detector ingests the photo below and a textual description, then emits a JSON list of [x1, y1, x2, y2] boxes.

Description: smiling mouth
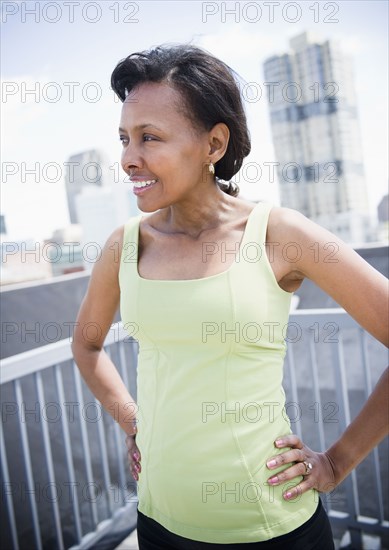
[[131, 179, 157, 188]]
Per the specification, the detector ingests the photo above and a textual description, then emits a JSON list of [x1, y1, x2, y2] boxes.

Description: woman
[[72, 45, 388, 549]]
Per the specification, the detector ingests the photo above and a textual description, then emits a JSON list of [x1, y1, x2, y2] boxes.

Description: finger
[[128, 448, 141, 471], [131, 467, 139, 481], [267, 462, 309, 486], [127, 446, 138, 460], [125, 440, 141, 461], [283, 479, 312, 500], [127, 448, 141, 467], [132, 448, 141, 462], [127, 452, 141, 469], [129, 458, 141, 479], [266, 448, 305, 469], [275, 434, 304, 449]]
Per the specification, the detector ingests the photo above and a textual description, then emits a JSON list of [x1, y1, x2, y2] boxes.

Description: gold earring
[[209, 162, 215, 175]]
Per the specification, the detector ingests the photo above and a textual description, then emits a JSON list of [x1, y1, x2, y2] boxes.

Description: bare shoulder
[[267, 205, 368, 267], [266, 204, 377, 276], [267, 205, 353, 262], [95, 224, 126, 279], [267, 205, 323, 242]]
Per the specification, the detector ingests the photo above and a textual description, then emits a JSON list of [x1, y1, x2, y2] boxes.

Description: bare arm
[[71, 226, 138, 436], [265, 208, 389, 498], [325, 366, 389, 486]]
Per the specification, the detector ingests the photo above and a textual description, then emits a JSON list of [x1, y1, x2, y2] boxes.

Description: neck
[[161, 184, 236, 238]]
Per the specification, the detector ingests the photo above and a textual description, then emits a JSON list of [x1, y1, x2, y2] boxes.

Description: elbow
[[71, 335, 102, 364]]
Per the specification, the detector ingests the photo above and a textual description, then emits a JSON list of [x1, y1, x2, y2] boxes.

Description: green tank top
[[119, 201, 319, 543]]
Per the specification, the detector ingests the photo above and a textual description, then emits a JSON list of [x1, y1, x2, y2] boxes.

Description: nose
[[121, 141, 143, 175]]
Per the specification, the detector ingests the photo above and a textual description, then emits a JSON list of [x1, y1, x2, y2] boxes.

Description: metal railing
[[1, 310, 388, 549]]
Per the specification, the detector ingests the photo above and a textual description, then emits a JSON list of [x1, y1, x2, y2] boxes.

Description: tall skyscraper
[[263, 32, 370, 243], [65, 149, 110, 223]]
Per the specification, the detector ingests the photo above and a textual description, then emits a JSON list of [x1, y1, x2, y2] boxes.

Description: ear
[[208, 123, 230, 162]]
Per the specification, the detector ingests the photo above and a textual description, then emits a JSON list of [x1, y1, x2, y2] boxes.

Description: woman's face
[[119, 82, 212, 211]]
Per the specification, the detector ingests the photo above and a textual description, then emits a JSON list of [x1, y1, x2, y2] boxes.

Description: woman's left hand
[[266, 434, 338, 500]]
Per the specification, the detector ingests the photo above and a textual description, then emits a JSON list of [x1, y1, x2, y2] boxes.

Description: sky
[[1, 0, 388, 241]]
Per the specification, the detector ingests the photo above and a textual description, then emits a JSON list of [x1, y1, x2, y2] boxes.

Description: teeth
[[133, 179, 157, 188]]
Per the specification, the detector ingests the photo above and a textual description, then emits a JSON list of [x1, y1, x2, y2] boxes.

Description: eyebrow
[[118, 123, 163, 133]]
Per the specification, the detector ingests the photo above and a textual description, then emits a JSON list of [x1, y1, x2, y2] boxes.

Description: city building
[[263, 31, 370, 243], [64, 149, 111, 224]]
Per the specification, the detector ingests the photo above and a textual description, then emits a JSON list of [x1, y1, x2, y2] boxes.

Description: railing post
[[330, 333, 362, 548], [14, 379, 43, 550], [72, 361, 99, 527], [35, 371, 65, 550], [0, 420, 19, 550], [54, 363, 83, 543]]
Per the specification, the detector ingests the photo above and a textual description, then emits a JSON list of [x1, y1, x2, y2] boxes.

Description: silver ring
[[302, 460, 313, 475]]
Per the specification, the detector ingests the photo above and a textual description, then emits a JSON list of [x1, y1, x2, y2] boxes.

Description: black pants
[[136, 498, 335, 549]]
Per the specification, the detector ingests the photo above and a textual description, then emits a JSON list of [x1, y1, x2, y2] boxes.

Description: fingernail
[[135, 463, 141, 472], [284, 491, 293, 499], [267, 459, 277, 468], [268, 476, 279, 485], [133, 452, 140, 461], [275, 439, 284, 447]]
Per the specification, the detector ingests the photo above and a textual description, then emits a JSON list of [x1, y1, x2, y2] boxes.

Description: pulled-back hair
[[111, 44, 251, 197]]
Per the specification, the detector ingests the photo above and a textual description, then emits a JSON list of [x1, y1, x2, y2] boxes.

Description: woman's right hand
[[125, 434, 141, 481]]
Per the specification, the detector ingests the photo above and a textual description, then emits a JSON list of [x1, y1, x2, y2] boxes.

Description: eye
[[143, 134, 156, 142], [119, 135, 129, 145]]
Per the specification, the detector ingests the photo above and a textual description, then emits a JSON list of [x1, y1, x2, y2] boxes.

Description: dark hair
[[111, 44, 251, 197]]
